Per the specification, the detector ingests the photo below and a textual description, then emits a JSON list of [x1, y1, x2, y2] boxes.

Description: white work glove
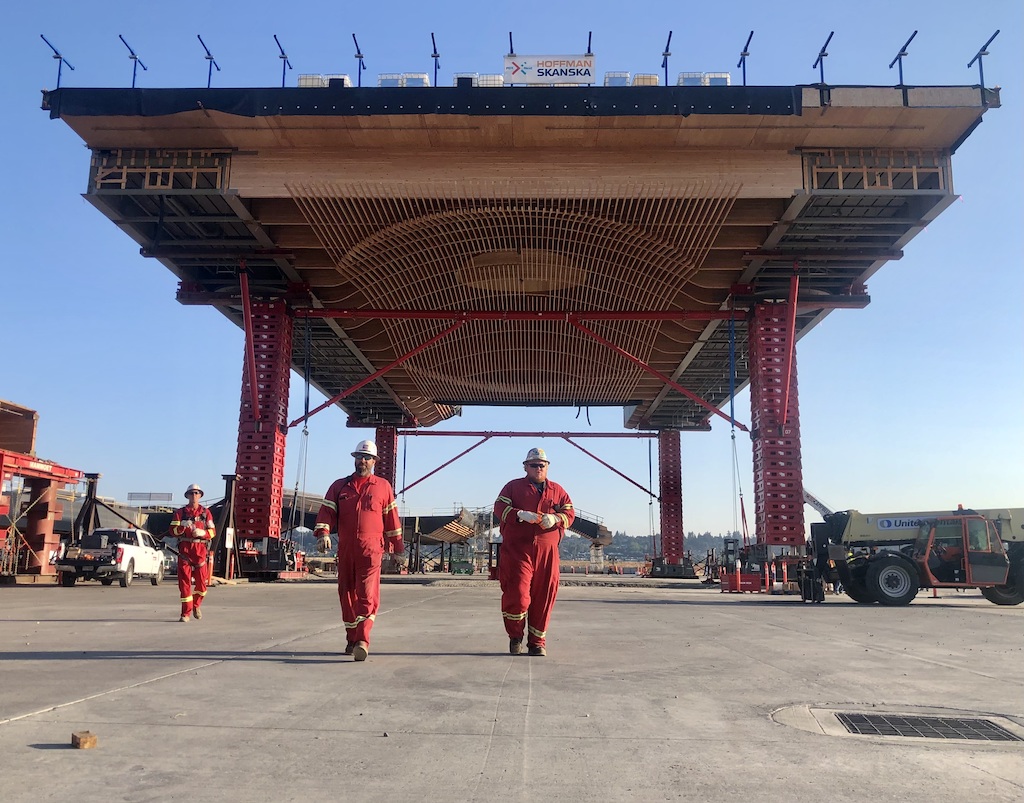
[[516, 510, 541, 524], [315, 533, 332, 553], [540, 513, 558, 529]]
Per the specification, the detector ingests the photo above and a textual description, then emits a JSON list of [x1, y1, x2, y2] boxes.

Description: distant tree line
[[559, 531, 742, 561], [291, 519, 742, 561]]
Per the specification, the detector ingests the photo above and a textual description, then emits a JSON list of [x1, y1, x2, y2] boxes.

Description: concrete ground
[[1, 576, 1022, 802]]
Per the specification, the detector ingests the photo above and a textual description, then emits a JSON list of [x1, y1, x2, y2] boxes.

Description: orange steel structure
[[41, 79, 996, 574], [1, 449, 83, 577]]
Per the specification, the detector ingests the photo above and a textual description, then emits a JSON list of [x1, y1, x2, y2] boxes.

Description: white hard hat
[[523, 448, 550, 464], [184, 483, 204, 498], [351, 440, 378, 458]]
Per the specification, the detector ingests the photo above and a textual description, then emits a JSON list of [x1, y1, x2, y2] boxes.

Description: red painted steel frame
[[295, 309, 735, 322], [0, 449, 82, 576], [375, 425, 398, 487], [570, 320, 748, 431], [749, 304, 805, 546], [398, 437, 492, 496], [394, 431, 659, 501], [234, 301, 292, 544], [287, 321, 465, 428], [658, 430, 685, 564], [780, 269, 800, 428], [238, 266, 262, 423], [396, 431, 658, 438], [562, 439, 657, 499]]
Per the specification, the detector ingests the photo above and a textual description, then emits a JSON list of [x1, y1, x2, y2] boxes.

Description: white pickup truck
[[56, 528, 167, 587]]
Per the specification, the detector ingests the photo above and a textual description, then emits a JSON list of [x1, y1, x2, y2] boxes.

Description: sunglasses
[[354, 455, 375, 461], [526, 463, 547, 469], [186, 491, 201, 496]]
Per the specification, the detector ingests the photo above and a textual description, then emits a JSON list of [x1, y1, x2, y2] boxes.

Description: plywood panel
[[231, 148, 802, 199]]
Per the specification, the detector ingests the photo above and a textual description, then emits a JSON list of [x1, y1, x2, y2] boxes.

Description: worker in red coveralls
[[313, 439, 405, 662], [494, 448, 575, 657], [168, 483, 216, 623]]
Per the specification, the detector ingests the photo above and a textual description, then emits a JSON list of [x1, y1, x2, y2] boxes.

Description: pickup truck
[[56, 528, 167, 587]]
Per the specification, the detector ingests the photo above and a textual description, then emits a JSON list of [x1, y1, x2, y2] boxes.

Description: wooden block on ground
[[72, 731, 97, 749]]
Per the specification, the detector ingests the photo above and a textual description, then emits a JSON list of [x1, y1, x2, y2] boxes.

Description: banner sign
[[503, 54, 596, 85], [127, 492, 174, 502]]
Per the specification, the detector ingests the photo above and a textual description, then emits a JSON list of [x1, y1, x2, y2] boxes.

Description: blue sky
[[4, 1, 1021, 539]]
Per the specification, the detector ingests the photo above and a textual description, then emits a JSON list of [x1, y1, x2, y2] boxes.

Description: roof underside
[[43, 83, 995, 430]]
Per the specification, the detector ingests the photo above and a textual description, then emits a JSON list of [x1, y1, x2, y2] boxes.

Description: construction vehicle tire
[[843, 579, 876, 603], [980, 585, 1024, 605], [866, 555, 919, 606], [981, 556, 1024, 605]]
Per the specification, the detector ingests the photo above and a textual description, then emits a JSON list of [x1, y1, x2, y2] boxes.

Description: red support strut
[[749, 304, 805, 546], [234, 301, 292, 551], [375, 426, 398, 487], [658, 430, 684, 565]]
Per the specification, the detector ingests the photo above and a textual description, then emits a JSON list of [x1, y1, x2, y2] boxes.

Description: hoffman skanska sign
[[503, 55, 596, 85]]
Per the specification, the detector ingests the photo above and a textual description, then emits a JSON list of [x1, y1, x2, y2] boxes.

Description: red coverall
[[314, 474, 404, 647], [169, 504, 215, 618], [494, 478, 575, 648]]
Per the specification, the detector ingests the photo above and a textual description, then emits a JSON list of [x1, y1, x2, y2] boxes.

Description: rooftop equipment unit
[[298, 74, 353, 88], [403, 72, 430, 87], [632, 73, 659, 86], [453, 72, 479, 86], [477, 74, 504, 87], [676, 72, 733, 86], [377, 73, 404, 87], [603, 72, 630, 86]]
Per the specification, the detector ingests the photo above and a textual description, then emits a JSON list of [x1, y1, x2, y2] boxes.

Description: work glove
[[516, 510, 541, 524], [387, 536, 406, 555], [315, 533, 332, 553], [539, 513, 559, 529]]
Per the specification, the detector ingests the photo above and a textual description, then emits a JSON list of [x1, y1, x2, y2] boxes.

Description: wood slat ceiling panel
[[287, 179, 740, 416]]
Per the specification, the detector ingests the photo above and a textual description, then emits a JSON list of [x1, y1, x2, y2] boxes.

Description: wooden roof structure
[[42, 83, 996, 430]]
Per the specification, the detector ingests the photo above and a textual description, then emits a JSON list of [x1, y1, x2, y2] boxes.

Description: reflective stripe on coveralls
[[494, 476, 575, 648]]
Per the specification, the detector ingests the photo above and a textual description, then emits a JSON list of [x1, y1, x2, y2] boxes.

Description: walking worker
[[168, 483, 216, 622], [494, 448, 575, 657], [313, 439, 405, 661]]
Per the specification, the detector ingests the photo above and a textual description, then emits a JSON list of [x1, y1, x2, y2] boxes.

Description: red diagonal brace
[[780, 266, 800, 428], [238, 263, 261, 424], [294, 309, 734, 322], [569, 320, 748, 432], [562, 438, 657, 499], [397, 436, 492, 496], [287, 320, 466, 428]]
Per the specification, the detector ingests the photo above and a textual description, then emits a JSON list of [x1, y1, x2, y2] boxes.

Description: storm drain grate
[[836, 713, 1022, 741]]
